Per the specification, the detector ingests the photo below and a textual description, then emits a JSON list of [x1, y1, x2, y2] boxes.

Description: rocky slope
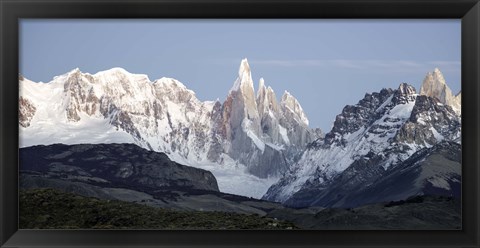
[[282, 141, 461, 208], [264, 69, 461, 207], [20, 143, 219, 192], [19, 59, 318, 182]]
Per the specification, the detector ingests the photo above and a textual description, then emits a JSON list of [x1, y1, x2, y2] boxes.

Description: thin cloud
[[428, 60, 461, 66], [249, 59, 460, 72]]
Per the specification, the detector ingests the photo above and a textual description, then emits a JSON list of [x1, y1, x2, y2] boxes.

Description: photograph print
[[19, 19, 461, 230]]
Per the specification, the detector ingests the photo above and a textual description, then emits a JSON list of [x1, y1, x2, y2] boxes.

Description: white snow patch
[[386, 99, 416, 120], [417, 117, 426, 125], [375, 94, 394, 112], [242, 119, 265, 152], [278, 125, 290, 145], [427, 176, 451, 190], [430, 127, 444, 141], [265, 142, 284, 151], [20, 112, 136, 148], [268, 110, 275, 119], [166, 153, 278, 199]]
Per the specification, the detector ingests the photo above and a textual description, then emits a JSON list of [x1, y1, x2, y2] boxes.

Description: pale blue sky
[[20, 20, 461, 131]]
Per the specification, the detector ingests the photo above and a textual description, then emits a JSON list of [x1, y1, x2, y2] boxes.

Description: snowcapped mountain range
[[19, 60, 461, 205], [19, 59, 319, 198], [263, 68, 461, 207]]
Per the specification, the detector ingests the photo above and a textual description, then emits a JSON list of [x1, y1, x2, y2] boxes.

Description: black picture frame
[[1, 0, 479, 247]]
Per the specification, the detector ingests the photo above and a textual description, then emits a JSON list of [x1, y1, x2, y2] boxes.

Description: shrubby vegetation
[[19, 188, 297, 230]]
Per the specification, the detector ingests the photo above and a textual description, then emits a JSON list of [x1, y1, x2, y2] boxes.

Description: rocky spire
[[256, 78, 280, 118], [281, 91, 309, 126], [228, 58, 260, 122], [398, 83, 416, 96], [230, 58, 254, 93], [393, 83, 417, 104], [420, 68, 460, 113], [223, 59, 261, 142]]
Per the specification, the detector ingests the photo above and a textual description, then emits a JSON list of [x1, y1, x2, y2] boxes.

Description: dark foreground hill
[[268, 195, 461, 230], [20, 143, 285, 215], [19, 188, 296, 230], [20, 143, 219, 192]]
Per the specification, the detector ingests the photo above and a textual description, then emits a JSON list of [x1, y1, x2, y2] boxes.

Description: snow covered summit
[[19, 59, 320, 198], [264, 75, 461, 207]]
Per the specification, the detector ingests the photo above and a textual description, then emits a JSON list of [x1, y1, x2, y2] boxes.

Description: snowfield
[[164, 152, 280, 198]]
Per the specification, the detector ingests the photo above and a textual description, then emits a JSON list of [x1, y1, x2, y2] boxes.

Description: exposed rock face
[[19, 97, 36, 127], [395, 95, 460, 145], [64, 69, 98, 121], [321, 87, 395, 147], [279, 91, 312, 148], [19, 59, 318, 179], [20, 143, 219, 192], [420, 68, 461, 113], [281, 91, 309, 126], [257, 78, 281, 142], [264, 79, 461, 206]]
